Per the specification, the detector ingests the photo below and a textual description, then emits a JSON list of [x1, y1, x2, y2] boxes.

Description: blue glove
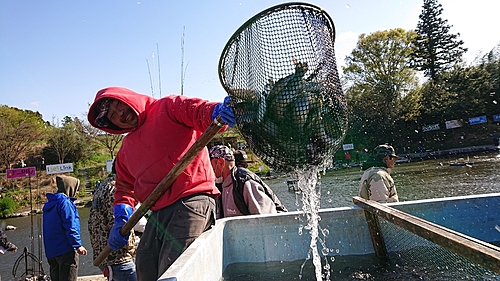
[[212, 96, 236, 127], [108, 204, 133, 250]]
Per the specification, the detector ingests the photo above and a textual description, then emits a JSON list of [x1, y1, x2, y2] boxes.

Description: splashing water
[[295, 166, 331, 281]]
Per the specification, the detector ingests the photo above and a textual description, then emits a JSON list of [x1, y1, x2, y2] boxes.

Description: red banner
[[6, 167, 36, 179]]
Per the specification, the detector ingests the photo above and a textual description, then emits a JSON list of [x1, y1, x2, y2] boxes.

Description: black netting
[[380, 219, 500, 280], [219, 3, 348, 172]]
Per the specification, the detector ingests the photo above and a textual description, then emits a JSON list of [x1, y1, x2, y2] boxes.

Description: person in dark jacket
[[43, 175, 87, 281], [233, 150, 248, 168]]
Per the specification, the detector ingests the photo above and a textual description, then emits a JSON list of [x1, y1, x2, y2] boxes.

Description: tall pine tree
[[411, 0, 467, 81]]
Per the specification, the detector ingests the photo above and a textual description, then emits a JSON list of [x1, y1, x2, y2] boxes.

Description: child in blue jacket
[[43, 175, 87, 281]]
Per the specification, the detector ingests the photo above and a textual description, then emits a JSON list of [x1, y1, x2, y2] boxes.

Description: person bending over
[[87, 86, 235, 280]]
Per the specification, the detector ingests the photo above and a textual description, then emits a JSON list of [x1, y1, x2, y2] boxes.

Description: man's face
[[106, 99, 138, 129], [383, 155, 397, 169]]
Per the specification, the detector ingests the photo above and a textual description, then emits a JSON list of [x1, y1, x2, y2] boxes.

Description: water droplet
[[321, 248, 329, 255]]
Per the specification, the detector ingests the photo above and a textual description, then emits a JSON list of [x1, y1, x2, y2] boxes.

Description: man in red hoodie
[[87, 86, 235, 280]]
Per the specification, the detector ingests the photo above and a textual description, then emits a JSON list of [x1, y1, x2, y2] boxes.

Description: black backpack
[[230, 167, 288, 215]]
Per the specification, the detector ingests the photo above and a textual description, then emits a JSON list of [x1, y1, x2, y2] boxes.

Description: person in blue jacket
[[43, 175, 88, 281]]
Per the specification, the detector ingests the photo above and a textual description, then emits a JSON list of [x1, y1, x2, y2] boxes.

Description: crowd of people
[[2, 85, 399, 281]]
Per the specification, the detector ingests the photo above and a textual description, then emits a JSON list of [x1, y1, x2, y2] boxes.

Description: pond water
[[269, 151, 500, 211], [1, 151, 500, 280]]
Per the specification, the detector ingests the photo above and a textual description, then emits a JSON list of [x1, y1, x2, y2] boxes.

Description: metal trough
[[160, 193, 500, 280]]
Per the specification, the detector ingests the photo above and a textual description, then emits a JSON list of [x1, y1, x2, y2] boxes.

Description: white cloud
[[335, 31, 359, 70], [31, 101, 39, 107]]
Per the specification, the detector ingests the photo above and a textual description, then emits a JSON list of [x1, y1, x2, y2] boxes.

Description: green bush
[[0, 197, 18, 216]]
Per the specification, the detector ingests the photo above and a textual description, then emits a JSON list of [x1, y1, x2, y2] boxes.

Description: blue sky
[[1, 0, 498, 124]]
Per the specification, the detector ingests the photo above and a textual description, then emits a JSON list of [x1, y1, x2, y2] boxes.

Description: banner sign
[[106, 159, 114, 173], [342, 144, 354, 151], [6, 167, 36, 179], [469, 115, 487, 125], [493, 114, 500, 122], [422, 124, 440, 132], [445, 119, 463, 129], [46, 163, 74, 175]]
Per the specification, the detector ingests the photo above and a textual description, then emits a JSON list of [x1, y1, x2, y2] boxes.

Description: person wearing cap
[[42, 175, 87, 281], [209, 145, 286, 218], [233, 150, 248, 168], [358, 144, 400, 203], [87, 86, 236, 280]]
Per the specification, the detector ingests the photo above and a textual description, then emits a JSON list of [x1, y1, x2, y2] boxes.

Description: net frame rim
[[217, 1, 336, 91]]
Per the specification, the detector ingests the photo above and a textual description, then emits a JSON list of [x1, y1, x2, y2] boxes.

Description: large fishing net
[[219, 2, 348, 172]]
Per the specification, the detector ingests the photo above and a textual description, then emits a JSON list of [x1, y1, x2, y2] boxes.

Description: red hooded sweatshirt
[[88, 87, 222, 211]]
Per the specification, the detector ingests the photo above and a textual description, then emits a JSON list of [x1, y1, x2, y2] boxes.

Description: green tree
[[0, 106, 47, 170], [419, 64, 491, 126], [343, 28, 420, 149], [43, 116, 90, 164], [444, 66, 490, 119], [0, 197, 18, 216], [75, 112, 123, 159], [477, 43, 500, 117], [99, 133, 123, 159], [411, 0, 467, 81]]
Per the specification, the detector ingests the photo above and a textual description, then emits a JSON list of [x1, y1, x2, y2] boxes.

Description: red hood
[[87, 86, 156, 134]]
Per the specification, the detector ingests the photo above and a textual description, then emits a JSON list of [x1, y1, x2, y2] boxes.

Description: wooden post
[[362, 209, 388, 259]]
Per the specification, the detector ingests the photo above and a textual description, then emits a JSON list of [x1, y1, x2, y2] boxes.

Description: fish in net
[[219, 2, 348, 172]]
